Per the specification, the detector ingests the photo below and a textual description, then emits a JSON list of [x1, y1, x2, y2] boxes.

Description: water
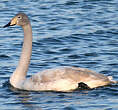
[[0, 0, 118, 109]]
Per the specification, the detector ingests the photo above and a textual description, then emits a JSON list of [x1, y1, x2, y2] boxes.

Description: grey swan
[[3, 13, 117, 92]]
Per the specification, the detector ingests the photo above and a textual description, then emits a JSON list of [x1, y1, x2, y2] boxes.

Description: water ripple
[[0, 0, 118, 110]]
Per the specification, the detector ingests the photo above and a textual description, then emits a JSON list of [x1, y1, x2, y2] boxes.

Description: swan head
[[3, 13, 30, 28]]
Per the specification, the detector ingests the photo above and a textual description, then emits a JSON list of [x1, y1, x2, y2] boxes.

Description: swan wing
[[22, 67, 111, 91]]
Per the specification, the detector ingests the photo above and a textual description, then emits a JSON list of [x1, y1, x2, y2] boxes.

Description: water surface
[[0, 0, 118, 109]]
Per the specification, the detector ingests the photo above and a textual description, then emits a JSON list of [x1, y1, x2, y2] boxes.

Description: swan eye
[[18, 16, 21, 19]]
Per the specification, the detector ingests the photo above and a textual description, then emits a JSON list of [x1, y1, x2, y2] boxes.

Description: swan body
[[14, 67, 114, 91], [4, 13, 117, 92]]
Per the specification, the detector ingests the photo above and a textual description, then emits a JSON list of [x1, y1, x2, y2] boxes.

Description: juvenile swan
[[3, 13, 117, 92]]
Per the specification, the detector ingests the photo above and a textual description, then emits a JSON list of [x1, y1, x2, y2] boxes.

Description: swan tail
[[108, 76, 118, 84]]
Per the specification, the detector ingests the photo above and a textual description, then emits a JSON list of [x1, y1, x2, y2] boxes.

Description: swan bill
[[3, 21, 16, 28], [3, 22, 11, 28]]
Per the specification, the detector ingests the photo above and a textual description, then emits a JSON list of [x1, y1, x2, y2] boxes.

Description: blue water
[[0, 0, 118, 109]]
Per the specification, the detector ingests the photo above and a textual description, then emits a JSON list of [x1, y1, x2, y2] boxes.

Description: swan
[[3, 13, 117, 92]]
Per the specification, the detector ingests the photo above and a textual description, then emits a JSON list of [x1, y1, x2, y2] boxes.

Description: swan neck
[[19, 23, 32, 73], [10, 23, 32, 85]]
